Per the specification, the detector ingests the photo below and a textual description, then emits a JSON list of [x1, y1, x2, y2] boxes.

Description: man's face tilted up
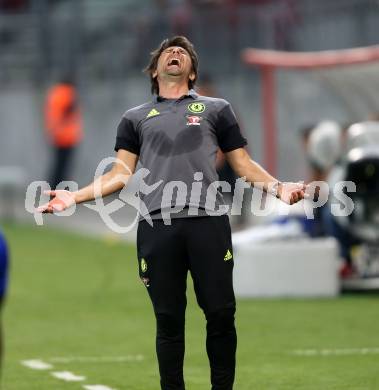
[[153, 46, 195, 85]]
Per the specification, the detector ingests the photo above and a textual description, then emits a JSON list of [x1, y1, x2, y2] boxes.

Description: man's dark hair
[[144, 36, 199, 95]]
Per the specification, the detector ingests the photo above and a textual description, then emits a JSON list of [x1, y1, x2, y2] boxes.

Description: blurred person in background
[[300, 120, 364, 277], [44, 75, 83, 190], [0, 229, 9, 374], [325, 120, 379, 279], [38, 36, 306, 390], [299, 121, 343, 237]]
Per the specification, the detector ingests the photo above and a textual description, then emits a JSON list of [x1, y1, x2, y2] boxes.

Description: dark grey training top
[[114, 89, 247, 219]]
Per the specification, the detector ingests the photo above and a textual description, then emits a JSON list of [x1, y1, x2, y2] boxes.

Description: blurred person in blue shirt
[[0, 229, 8, 374]]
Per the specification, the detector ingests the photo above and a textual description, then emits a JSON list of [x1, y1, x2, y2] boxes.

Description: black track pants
[[137, 215, 237, 390]]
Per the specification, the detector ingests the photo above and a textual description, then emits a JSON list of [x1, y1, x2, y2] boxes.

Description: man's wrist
[[277, 181, 283, 199], [73, 191, 82, 204], [269, 181, 282, 199]]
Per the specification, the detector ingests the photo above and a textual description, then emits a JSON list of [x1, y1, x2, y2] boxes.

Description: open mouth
[[168, 58, 180, 66]]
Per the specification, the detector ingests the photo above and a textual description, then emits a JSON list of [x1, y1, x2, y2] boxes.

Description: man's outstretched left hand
[[278, 182, 308, 205]]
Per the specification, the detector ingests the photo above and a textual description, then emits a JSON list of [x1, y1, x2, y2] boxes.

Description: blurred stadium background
[[1, 0, 379, 389]]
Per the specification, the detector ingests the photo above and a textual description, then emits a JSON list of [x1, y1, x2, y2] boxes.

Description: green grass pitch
[[1, 223, 379, 390]]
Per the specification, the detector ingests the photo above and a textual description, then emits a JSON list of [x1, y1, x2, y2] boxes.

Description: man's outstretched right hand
[[37, 190, 76, 213]]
